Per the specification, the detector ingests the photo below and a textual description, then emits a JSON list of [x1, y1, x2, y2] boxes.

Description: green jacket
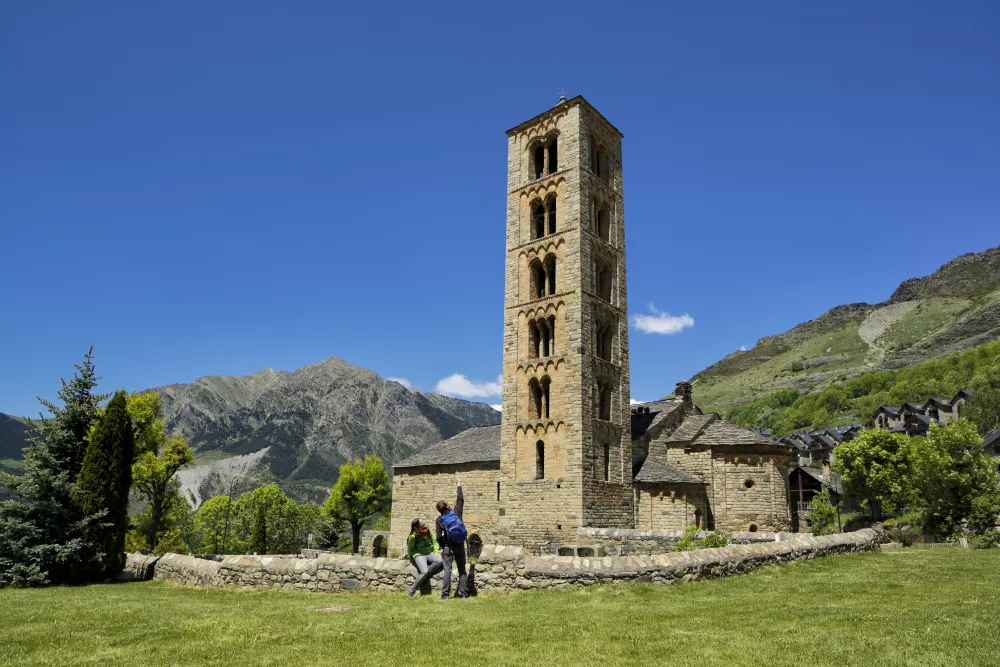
[[407, 531, 439, 559]]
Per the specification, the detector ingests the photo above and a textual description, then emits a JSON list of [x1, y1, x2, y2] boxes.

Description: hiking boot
[[408, 589, 416, 598], [440, 593, 450, 601]]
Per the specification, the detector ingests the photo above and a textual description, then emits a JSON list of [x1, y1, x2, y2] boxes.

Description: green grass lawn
[[2, 549, 999, 666]]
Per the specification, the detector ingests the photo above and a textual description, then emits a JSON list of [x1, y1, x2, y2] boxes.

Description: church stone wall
[[710, 453, 792, 532], [389, 462, 501, 555], [635, 486, 709, 531]]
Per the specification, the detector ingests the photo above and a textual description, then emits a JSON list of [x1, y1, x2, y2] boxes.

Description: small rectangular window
[[603, 444, 610, 482]]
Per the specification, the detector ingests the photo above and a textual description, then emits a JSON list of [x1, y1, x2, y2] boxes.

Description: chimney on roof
[[675, 381, 693, 411]]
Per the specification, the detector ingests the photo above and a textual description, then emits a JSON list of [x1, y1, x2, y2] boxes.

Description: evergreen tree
[[76, 390, 135, 579], [0, 348, 107, 587], [250, 502, 267, 554]]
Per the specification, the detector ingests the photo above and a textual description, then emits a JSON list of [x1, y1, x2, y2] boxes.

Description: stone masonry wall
[[577, 526, 800, 555], [389, 462, 501, 555], [147, 529, 878, 593]]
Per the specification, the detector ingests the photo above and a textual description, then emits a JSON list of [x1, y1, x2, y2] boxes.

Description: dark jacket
[[435, 485, 464, 549]]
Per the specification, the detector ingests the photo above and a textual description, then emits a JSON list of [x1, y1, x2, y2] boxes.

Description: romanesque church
[[389, 97, 792, 554]]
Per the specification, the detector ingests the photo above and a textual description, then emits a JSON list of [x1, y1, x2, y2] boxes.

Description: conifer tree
[[0, 348, 107, 587], [76, 390, 135, 578], [250, 503, 267, 554]]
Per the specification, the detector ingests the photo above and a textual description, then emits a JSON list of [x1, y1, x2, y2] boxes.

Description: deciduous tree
[[910, 420, 1000, 535], [323, 455, 391, 553], [833, 429, 912, 521]]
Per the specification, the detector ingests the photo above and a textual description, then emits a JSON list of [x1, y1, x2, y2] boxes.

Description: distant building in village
[[871, 390, 973, 437]]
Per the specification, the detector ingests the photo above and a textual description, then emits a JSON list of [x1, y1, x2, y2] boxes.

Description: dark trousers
[[441, 543, 468, 597]]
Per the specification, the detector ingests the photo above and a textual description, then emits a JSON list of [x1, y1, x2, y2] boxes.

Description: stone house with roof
[[389, 97, 793, 555]]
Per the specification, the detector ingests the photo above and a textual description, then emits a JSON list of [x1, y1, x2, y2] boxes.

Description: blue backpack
[[441, 510, 467, 544]]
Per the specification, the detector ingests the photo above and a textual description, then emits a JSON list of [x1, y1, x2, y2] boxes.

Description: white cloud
[[739, 346, 748, 352], [633, 303, 694, 335], [435, 374, 502, 399], [490, 404, 502, 412], [387, 377, 413, 389], [629, 399, 647, 406]]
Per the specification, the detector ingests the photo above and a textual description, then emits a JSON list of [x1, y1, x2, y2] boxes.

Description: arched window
[[530, 259, 546, 299], [597, 205, 610, 242], [602, 444, 610, 481], [529, 378, 543, 419], [537, 319, 550, 357], [590, 136, 607, 181], [598, 382, 612, 421], [535, 440, 545, 479], [548, 315, 556, 356], [546, 195, 557, 235], [544, 254, 557, 295], [547, 138, 558, 174], [528, 320, 540, 358], [533, 145, 545, 180], [597, 261, 612, 301], [532, 201, 545, 240], [596, 323, 613, 361], [541, 376, 551, 419]]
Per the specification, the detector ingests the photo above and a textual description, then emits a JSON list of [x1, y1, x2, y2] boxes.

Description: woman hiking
[[406, 518, 443, 597]]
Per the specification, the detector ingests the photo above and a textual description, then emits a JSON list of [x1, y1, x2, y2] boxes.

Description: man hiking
[[435, 482, 468, 600]]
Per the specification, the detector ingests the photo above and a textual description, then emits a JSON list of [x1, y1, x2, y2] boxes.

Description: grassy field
[[2, 549, 999, 666]]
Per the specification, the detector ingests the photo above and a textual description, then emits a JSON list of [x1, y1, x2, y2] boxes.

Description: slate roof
[[630, 399, 685, 440], [661, 414, 716, 443], [394, 425, 501, 469], [693, 419, 784, 447], [634, 454, 706, 484], [983, 430, 1000, 453]]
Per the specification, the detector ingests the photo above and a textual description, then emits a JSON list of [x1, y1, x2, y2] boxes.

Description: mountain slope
[[692, 245, 1000, 412], [158, 356, 500, 506], [0, 413, 31, 462]]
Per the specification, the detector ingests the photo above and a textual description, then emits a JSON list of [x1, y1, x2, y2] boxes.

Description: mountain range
[[0, 357, 500, 506], [692, 245, 1000, 412]]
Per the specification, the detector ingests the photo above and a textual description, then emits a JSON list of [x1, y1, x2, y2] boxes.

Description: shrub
[[674, 524, 701, 552], [969, 531, 1000, 549], [701, 531, 731, 549], [883, 512, 923, 546], [789, 361, 804, 372], [804, 488, 838, 535], [674, 524, 731, 551]]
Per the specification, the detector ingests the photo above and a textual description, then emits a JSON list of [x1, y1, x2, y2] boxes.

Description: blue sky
[[2, 1, 999, 416]]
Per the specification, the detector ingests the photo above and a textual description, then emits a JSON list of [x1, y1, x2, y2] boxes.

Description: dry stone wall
[[144, 529, 878, 593], [577, 526, 799, 555]]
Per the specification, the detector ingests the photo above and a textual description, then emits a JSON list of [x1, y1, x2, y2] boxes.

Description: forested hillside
[[693, 245, 1000, 414], [725, 340, 1000, 435]]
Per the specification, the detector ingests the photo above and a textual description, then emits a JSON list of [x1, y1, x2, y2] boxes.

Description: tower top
[[505, 95, 623, 139]]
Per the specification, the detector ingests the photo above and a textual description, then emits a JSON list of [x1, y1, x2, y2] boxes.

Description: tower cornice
[[506, 96, 623, 139]]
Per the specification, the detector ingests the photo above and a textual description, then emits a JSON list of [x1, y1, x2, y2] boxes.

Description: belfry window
[[598, 382, 612, 421], [537, 319, 550, 357], [548, 315, 556, 355], [528, 320, 540, 358], [530, 260, 546, 299], [597, 261, 612, 301], [547, 138, 558, 174], [546, 196, 557, 235], [596, 324, 613, 362], [536, 440, 545, 479], [532, 202, 545, 239], [534, 145, 545, 180], [529, 378, 545, 419], [596, 205, 610, 242], [544, 254, 557, 295]]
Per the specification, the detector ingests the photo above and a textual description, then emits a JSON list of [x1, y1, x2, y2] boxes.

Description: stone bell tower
[[498, 96, 631, 552]]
